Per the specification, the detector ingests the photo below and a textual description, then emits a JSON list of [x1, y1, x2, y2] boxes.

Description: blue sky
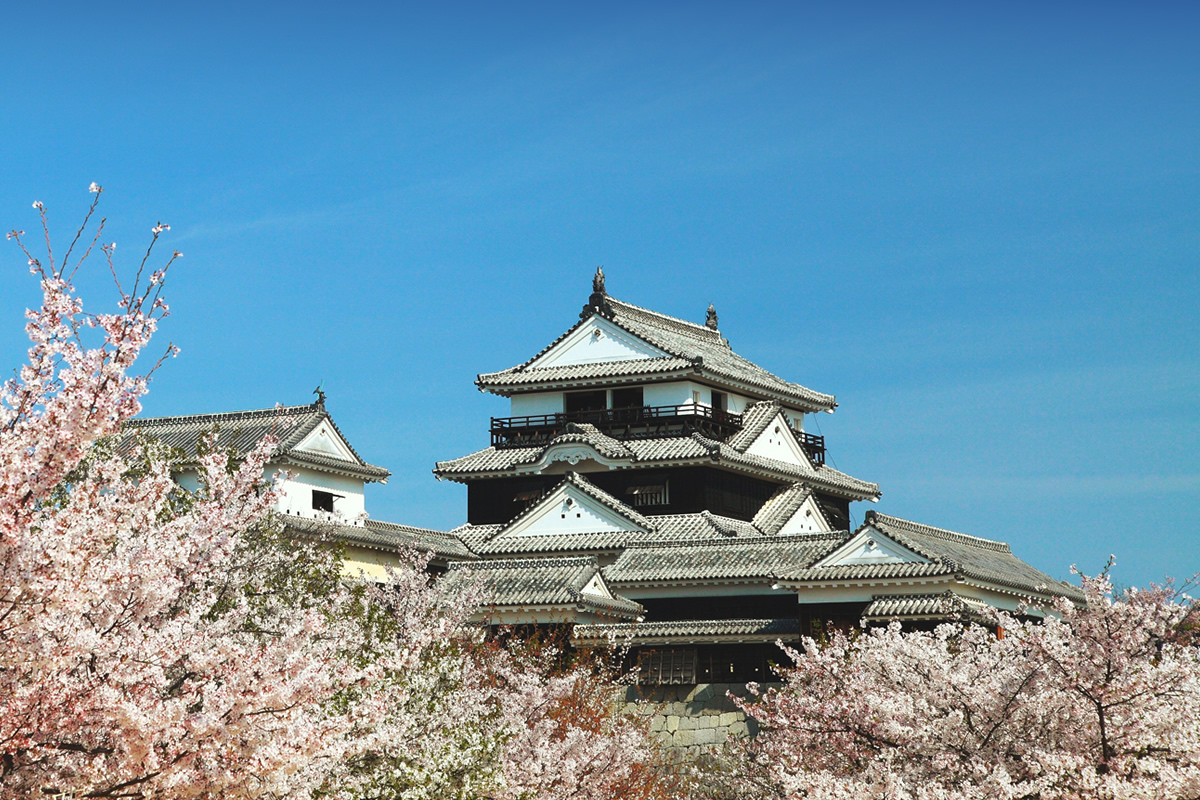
[[1, 2, 1196, 589]]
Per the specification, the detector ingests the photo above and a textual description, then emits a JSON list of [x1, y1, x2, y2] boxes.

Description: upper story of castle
[[436, 270, 880, 527]]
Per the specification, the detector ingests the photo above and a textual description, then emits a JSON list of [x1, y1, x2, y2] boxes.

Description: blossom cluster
[[0, 191, 675, 799], [734, 576, 1200, 799]]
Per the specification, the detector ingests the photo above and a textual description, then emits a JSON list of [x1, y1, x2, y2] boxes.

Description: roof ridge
[[129, 402, 320, 427], [606, 296, 724, 340], [448, 556, 597, 570], [867, 511, 1012, 553], [621, 531, 848, 550]]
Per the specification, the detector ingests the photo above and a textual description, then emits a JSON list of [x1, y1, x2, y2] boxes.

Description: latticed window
[[637, 648, 697, 684], [626, 482, 668, 507]]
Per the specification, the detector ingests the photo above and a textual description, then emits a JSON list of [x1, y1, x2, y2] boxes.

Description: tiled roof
[[752, 483, 831, 535], [724, 400, 783, 451], [783, 512, 1084, 603], [477, 291, 836, 412], [479, 357, 696, 386], [363, 519, 476, 560], [862, 592, 992, 622], [865, 512, 1084, 602], [434, 430, 880, 500], [603, 534, 845, 583], [127, 402, 390, 482], [573, 617, 802, 645], [441, 556, 642, 618], [284, 516, 474, 561]]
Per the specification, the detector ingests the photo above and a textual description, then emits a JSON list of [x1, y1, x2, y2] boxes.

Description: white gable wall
[[813, 525, 930, 568], [530, 317, 668, 368], [776, 495, 833, 535], [503, 483, 645, 538], [294, 420, 359, 462], [745, 412, 812, 467]]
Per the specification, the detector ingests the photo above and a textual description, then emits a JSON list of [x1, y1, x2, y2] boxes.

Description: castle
[[133, 269, 1082, 690]]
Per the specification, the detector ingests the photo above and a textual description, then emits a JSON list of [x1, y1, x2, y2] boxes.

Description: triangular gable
[[743, 411, 812, 468], [529, 316, 670, 369], [498, 481, 649, 539], [293, 419, 359, 463], [812, 525, 932, 568], [775, 493, 833, 535], [580, 571, 615, 599]]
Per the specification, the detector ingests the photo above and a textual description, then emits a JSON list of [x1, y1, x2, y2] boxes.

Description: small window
[[691, 390, 701, 404], [565, 390, 607, 414], [638, 648, 697, 685], [611, 386, 644, 410], [311, 489, 338, 512], [711, 391, 727, 412], [626, 482, 668, 507]]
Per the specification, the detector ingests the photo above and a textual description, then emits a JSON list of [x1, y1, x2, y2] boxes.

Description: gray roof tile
[[434, 430, 880, 500], [783, 512, 1084, 602], [128, 402, 390, 482], [284, 516, 474, 561], [477, 293, 836, 411], [441, 556, 642, 618], [603, 534, 844, 583], [862, 592, 992, 622], [752, 483, 832, 535], [573, 617, 801, 645]]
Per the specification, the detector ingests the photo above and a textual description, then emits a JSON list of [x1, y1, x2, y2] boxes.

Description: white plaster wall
[[273, 466, 366, 524], [341, 545, 407, 582], [511, 392, 564, 416], [643, 381, 751, 413]]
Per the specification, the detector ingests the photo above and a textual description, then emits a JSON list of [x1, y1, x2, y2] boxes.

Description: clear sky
[[1, 2, 1196, 589]]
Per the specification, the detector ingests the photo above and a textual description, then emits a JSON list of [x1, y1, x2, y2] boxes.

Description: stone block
[[679, 716, 698, 731], [674, 730, 696, 747], [666, 716, 679, 733], [649, 715, 665, 733], [719, 711, 740, 727]]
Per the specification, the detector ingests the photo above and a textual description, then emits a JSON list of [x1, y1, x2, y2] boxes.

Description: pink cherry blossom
[[1, 191, 671, 799]]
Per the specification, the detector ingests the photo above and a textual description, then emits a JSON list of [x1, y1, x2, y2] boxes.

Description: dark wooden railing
[[793, 429, 826, 466], [491, 404, 743, 448]]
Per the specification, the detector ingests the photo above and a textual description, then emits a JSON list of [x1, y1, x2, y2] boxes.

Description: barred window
[[637, 648, 696, 684]]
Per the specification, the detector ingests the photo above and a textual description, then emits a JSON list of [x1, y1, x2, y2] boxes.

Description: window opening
[[712, 391, 727, 412], [626, 482, 668, 507], [611, 386, 644, 410], [311, 489, 342, 513], [565, 390, 607, 414], [637, 648, 696, 685]]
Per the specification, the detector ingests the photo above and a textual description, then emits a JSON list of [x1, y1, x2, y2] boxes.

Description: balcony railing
[[490, 404, 743, 449], [793, 429, 826, 466]]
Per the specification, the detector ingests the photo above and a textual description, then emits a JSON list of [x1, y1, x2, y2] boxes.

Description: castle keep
[[133, 269, 1082, 699]]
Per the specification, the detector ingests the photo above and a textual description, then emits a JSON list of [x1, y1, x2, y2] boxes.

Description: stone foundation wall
[[621, 682, 778, 758]]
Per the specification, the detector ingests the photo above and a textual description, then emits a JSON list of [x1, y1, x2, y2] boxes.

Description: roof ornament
[[580, 266, 614, 320], [313, 384, 326, 409], [705, 304, 719, 330]]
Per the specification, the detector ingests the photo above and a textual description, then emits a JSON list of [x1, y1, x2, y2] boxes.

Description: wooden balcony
[[490, 404, 743, 449], [793, 429, 826, 466]]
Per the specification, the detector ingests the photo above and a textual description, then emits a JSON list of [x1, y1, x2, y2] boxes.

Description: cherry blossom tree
[[0, 189, 672, 799], [733, 571, 1200, 800]]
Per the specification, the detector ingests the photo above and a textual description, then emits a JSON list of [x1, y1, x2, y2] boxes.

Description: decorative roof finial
[[581, 266, 614, 320], [705, 304, 719, 330], [313, 384, 326, 409]]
